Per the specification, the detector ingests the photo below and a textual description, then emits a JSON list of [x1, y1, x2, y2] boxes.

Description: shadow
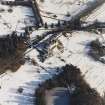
[[53, 89, 70, 105]]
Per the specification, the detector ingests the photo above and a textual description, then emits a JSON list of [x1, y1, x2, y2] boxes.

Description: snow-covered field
[[56, 31, 105, 96], [87, 2, 105, 22], [37, 0, 105, 95], [37, 0, 82, 24], [0, 51, 62, 105], [0, 4, 35, 36], [0, 0, 105, 105]]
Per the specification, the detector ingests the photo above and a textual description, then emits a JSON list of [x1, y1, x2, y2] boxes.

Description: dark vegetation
[[35, 64, 103, 105], [88, 39, 105, 63], [0, 39, 26, 74]]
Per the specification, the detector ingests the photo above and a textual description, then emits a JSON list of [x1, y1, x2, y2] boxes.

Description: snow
[[30, 29, 47, 39], [48, 31, 105, 96], [0, 0, 105, 105], [0, 4, 35, 36], [29, 29, 105, 97], [0, 49, 61, 105], [37, 0, 82, 24], [37, 0, 105, 96], [87, 3, 105, 22], [38, 0, 105, 24]]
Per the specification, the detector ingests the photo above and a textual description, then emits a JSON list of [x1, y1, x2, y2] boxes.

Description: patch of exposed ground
[[35, 64, 103, 105], [0, 40, 27, 74]]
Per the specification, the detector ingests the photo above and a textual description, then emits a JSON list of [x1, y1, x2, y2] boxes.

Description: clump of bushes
[[88, 39, 105, 63], [0, 8, 5, 12], [8, 8, 13, 13], [17, 87, 23, 93]]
